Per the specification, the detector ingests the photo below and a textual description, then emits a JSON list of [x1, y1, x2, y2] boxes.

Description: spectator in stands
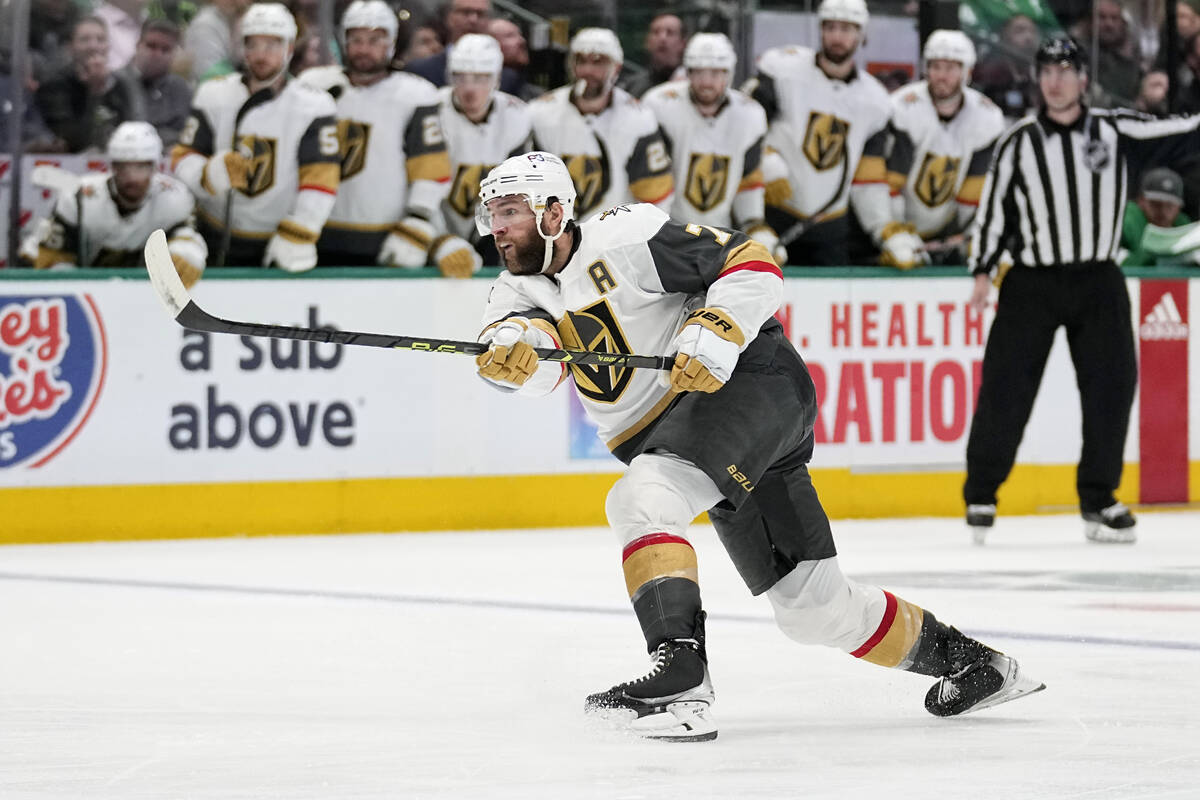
[[35, 16, 140, 153], [0, 59, 56, 150], [405, 0, 524, 95], [94, 0, 150, 72], [1071, 0, 1141, 107], [400, 22, 445, 65], [1121, 167, 1193, 265], [489, 17, 542, 99], [622, 12, 686, 97], [119, 19, 192, 149], [1155, 0, 1200, 75], [1177, 32, 1200, 113], [1136, 69, 1170, 115], [973, 13, 1041, 121], [184, 0, 253, 83], [29, 0, 81, 83]]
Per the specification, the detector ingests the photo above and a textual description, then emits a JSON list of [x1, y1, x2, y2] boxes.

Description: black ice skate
[[965, 504, 996, 546], [1083, 503, 1137, 544], [584, 638, 717, 742], [925, 628, 1045, 717]]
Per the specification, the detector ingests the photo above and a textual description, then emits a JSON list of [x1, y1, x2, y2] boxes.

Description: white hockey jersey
[[171, 73, 340, 239], [887, 81, 1006, 238], [747, 46, 891, 224], [641, 81, 768, 229], [529, 86, 674, 220], [479, 203, 781, 450], [437, 86, 533, 239], [30, 172, 202, 268], [318, 71, 450, 256]]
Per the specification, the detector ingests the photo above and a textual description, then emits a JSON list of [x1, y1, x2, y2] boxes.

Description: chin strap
[[535, 210, 569, 273]]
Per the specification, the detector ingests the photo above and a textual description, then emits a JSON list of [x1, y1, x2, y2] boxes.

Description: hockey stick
[[32, 165, 86, 266], [143, 229, 674, 369], [1140, 220, 1200, 255]]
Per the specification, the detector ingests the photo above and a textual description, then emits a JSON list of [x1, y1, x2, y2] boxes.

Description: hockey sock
[[848, 590, 927, 669], [623, 533, 704, 653]]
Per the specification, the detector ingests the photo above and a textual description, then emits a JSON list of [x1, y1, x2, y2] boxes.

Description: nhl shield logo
[[337, 119, 370, 180], [684, 154, 731, 213], [1083, 139, 1110, 172], [914, 153, 961, 208], [0, 294, 107, 469], [564, 154, 609, 216], [802, 112, 850, 171], [557, 299, 634, 403]]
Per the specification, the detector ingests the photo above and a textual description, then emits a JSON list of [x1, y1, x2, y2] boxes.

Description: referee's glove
[[880, 222, 929, 270]]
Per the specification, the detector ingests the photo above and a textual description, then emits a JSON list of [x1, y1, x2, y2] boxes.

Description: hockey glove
[[745, 222, 783, 265], [879, 222, 928, 270], [201, 149, 251, 196], [476, 317, 547, 389], [379, 216, 435, 268], [264, 221, 320, 273], [168, 227, 208, 288], [431, 234, 482, 278], [667, 307, 744, 394]]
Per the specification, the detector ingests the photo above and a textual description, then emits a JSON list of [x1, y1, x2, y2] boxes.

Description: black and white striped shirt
[[969, 108, 1200, 274]]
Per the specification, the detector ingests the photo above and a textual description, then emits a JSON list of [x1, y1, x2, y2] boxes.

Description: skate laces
[[626, 639, 697, 686]]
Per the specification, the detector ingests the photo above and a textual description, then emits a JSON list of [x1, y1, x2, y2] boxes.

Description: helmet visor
[[476, 194, 537, 237]]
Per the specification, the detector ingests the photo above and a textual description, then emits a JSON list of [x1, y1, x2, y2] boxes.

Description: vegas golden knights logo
[[556, 298, 634, 403], [684, 154, 731, 212], [449, 163, 491, 217], [914, 153, 961, 208], [337, 119, 370, 180], [236, 135, 277, 197], [802, 112, 850, 171], [564, 154, 609, 216]]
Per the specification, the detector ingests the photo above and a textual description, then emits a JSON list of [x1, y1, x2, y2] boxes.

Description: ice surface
[[2, 511, 1198, 799]]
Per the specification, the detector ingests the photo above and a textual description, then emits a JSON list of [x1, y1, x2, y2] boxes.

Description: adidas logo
[[1139, 292, 1189, 341]]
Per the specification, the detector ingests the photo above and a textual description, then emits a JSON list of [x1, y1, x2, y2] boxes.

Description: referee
[[964, 36, 1200, 546]]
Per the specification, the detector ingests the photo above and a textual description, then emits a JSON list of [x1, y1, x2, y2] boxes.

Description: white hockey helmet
[[107, 121, 163, 163], [241, 3, 297, 44], [817, 0, 869, 28], [341, 0, 398, 55], [683, 32, 737, 71], [476, 152, 577, 272], [449, 33, 503, 77], [569, 27, 623, 64], [923, 29, 976, 72]]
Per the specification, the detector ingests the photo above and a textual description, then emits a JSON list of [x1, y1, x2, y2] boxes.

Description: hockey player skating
[[745, 0, 893, 266], [26, 121, 207, 286], [530, 28, 674, 220], [472, 151, 1044, 742], [171, 2, 340, 271], [436, 33, 531, 268], [642, 33, 778, 256], [877, 30, 1005, 266], [301, 0, 477, 275]]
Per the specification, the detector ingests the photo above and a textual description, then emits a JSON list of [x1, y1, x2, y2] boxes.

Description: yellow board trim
[[2, 461, 1193, 545]]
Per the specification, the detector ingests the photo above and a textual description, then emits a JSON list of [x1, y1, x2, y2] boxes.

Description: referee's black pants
[[963, 263, 1137, 513]]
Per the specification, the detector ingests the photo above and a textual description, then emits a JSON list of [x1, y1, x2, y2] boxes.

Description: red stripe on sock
[[622, 533, 692, 562], [850, 590, 897, 659]]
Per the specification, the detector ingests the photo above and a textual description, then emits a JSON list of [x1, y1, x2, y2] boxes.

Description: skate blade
[[588, 701, 718, 742], [970, 526, 989, 546], [962, 664, 1046, 715]]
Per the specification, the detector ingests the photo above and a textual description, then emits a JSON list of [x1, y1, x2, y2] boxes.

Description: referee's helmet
[[1035, 36, 1087, 73]]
